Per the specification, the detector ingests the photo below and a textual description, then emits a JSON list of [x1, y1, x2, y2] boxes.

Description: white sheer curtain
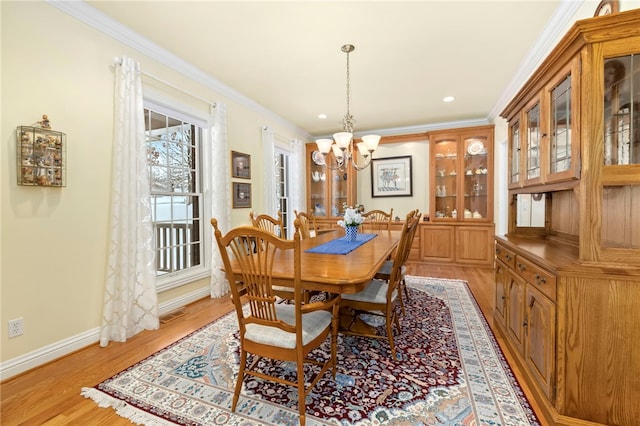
[[261, 126, 277, 216], [208, 103, 231, 297], [289, 138, 305, 216], [99, 56, 158, 347]]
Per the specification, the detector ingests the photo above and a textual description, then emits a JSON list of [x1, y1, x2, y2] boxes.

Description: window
[[144, 104, 206, 289], [274, 148, 290, 238]]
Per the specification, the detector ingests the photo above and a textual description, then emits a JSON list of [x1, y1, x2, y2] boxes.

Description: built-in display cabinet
[[497, 9, 640, 426], [425, 125, 495, 266]]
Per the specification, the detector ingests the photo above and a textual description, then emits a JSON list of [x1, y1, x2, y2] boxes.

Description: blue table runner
[[305, 233, 377, 255]]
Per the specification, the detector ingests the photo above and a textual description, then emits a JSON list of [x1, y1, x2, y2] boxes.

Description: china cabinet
[[305, 143, 357, 229], [424, 125, 494, 266], [496, 9, 640, 426]]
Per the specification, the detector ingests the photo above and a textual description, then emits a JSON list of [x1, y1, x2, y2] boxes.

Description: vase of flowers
[[337, 207, 364, 242]]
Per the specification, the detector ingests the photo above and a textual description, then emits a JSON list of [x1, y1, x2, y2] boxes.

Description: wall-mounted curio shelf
[[16, 126, 66, 187]]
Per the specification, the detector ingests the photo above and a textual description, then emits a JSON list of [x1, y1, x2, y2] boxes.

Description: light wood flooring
[[1, 265, 545, 425]]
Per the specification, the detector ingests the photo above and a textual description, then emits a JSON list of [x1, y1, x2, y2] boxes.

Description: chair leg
[[232, 349, 247, 412], [297, 355, 306, 426], [402, 278, 410, 301], [331, 308, 339, 378], [386, 314, 397, 361], [397, 285, 406, 316]]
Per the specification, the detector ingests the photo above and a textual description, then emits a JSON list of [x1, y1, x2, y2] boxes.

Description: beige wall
[[0, 1, 307, 370]]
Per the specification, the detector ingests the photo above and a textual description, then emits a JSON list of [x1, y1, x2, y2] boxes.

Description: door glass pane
[[604, 55, 640, 165], [526, 103, 541, 179], [331, 168, 349, 217], [550, 74, 572, 173], [464, 136, 489, 219], [433, 138, 457, 219], [309, 150, 327, 216]]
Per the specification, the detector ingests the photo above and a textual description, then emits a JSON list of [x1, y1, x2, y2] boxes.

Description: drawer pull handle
[[506, 254, 512, 261], [534, 274, 546, 285], [518, 263, 526, 271]]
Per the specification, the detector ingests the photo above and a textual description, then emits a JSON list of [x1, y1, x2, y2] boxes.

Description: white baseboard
[[0, 287, 211, 381]]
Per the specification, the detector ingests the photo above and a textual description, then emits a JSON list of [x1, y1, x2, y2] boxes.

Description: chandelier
[[315, 44, 380, 171]]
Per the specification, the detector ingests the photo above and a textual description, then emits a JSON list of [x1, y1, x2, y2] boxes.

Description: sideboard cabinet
[[496, 9, 640, 426]]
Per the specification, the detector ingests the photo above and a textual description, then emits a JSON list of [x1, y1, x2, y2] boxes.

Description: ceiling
[[84, 1, 567, 137]]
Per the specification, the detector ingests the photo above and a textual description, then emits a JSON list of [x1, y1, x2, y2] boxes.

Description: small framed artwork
[[371, 156, 413, 198], [231, 151, 251, 179], [232, 182, 252, 208]]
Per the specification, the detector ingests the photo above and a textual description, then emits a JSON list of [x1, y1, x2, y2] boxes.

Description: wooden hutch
[[496, 9, 640, 426]]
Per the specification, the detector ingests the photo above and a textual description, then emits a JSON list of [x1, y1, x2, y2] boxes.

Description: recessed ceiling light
[[318, 113, 327, 119], [443, 96, 455, 103]]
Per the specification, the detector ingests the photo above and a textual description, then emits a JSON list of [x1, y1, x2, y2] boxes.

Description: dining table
[[229, 228, 401, 295]]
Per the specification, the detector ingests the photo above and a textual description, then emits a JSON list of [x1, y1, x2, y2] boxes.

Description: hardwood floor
[[1, 265, 545, 425]]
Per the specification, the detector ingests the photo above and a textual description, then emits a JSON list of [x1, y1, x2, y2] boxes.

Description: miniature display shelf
[[16, 124, 66, 187]]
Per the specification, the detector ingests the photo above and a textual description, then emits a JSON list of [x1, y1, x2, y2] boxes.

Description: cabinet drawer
[[515, 256, 556, 301], [495, 244, 516, 269]]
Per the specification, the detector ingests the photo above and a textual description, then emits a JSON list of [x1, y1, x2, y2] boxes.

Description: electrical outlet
[[8, 318, 23, 338]]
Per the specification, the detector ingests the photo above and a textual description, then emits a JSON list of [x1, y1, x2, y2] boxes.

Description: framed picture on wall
[[231, 151, 251, 179], [371, 156, 413, 197], [232, 182, 252, 208]]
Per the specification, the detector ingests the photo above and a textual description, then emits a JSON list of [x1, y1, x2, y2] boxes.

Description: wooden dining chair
[[361, 208, 393, 232], [211, 218, 341, 426], [374, 209, 421, 315], [249, 210, 284, 237], [294, 210, 318, 239], [248, 210, 299, 301], [340, 210, 420, 360]]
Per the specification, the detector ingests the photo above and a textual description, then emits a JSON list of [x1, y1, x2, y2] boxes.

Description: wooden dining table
[[230, 229, 401, 295]]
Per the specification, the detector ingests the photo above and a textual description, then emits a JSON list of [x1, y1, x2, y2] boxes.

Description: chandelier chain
[[341, 44, 355, 133]]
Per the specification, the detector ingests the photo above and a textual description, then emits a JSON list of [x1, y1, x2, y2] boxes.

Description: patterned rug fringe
[[81, 387, 176, 426]]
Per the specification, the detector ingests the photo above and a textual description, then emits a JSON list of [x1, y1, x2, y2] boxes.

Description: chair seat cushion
[[245, 304, 332, 349], [376, 260, 406, 277], [342, 279, 397, 304]]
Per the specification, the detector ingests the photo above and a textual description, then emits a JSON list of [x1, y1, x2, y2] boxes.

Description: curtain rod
[[112, 56, 216, 107]]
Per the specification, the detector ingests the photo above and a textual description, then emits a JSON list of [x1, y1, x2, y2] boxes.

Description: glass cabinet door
[[509, 120, 521, 188], [433, 136, 458, 219], [463, 136, 489, 220], [525, 101, 542, 184], [601, 54, 640, 254], [547, 58, 579, 183]]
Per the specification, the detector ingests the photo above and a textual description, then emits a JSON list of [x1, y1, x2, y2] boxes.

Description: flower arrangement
[[337, 206, 364, 228]]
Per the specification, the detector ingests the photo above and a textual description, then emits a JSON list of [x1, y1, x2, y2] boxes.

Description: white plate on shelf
[[467, 141, 484, 156], [312, 150, 326, 165]]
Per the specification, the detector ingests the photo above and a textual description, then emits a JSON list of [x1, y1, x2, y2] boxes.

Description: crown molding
[[488, 0, 584, 121], [46, 0, 313, 140]]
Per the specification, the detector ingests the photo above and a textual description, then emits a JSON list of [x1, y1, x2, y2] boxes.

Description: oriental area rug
[[82, 276, 540, 425]]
